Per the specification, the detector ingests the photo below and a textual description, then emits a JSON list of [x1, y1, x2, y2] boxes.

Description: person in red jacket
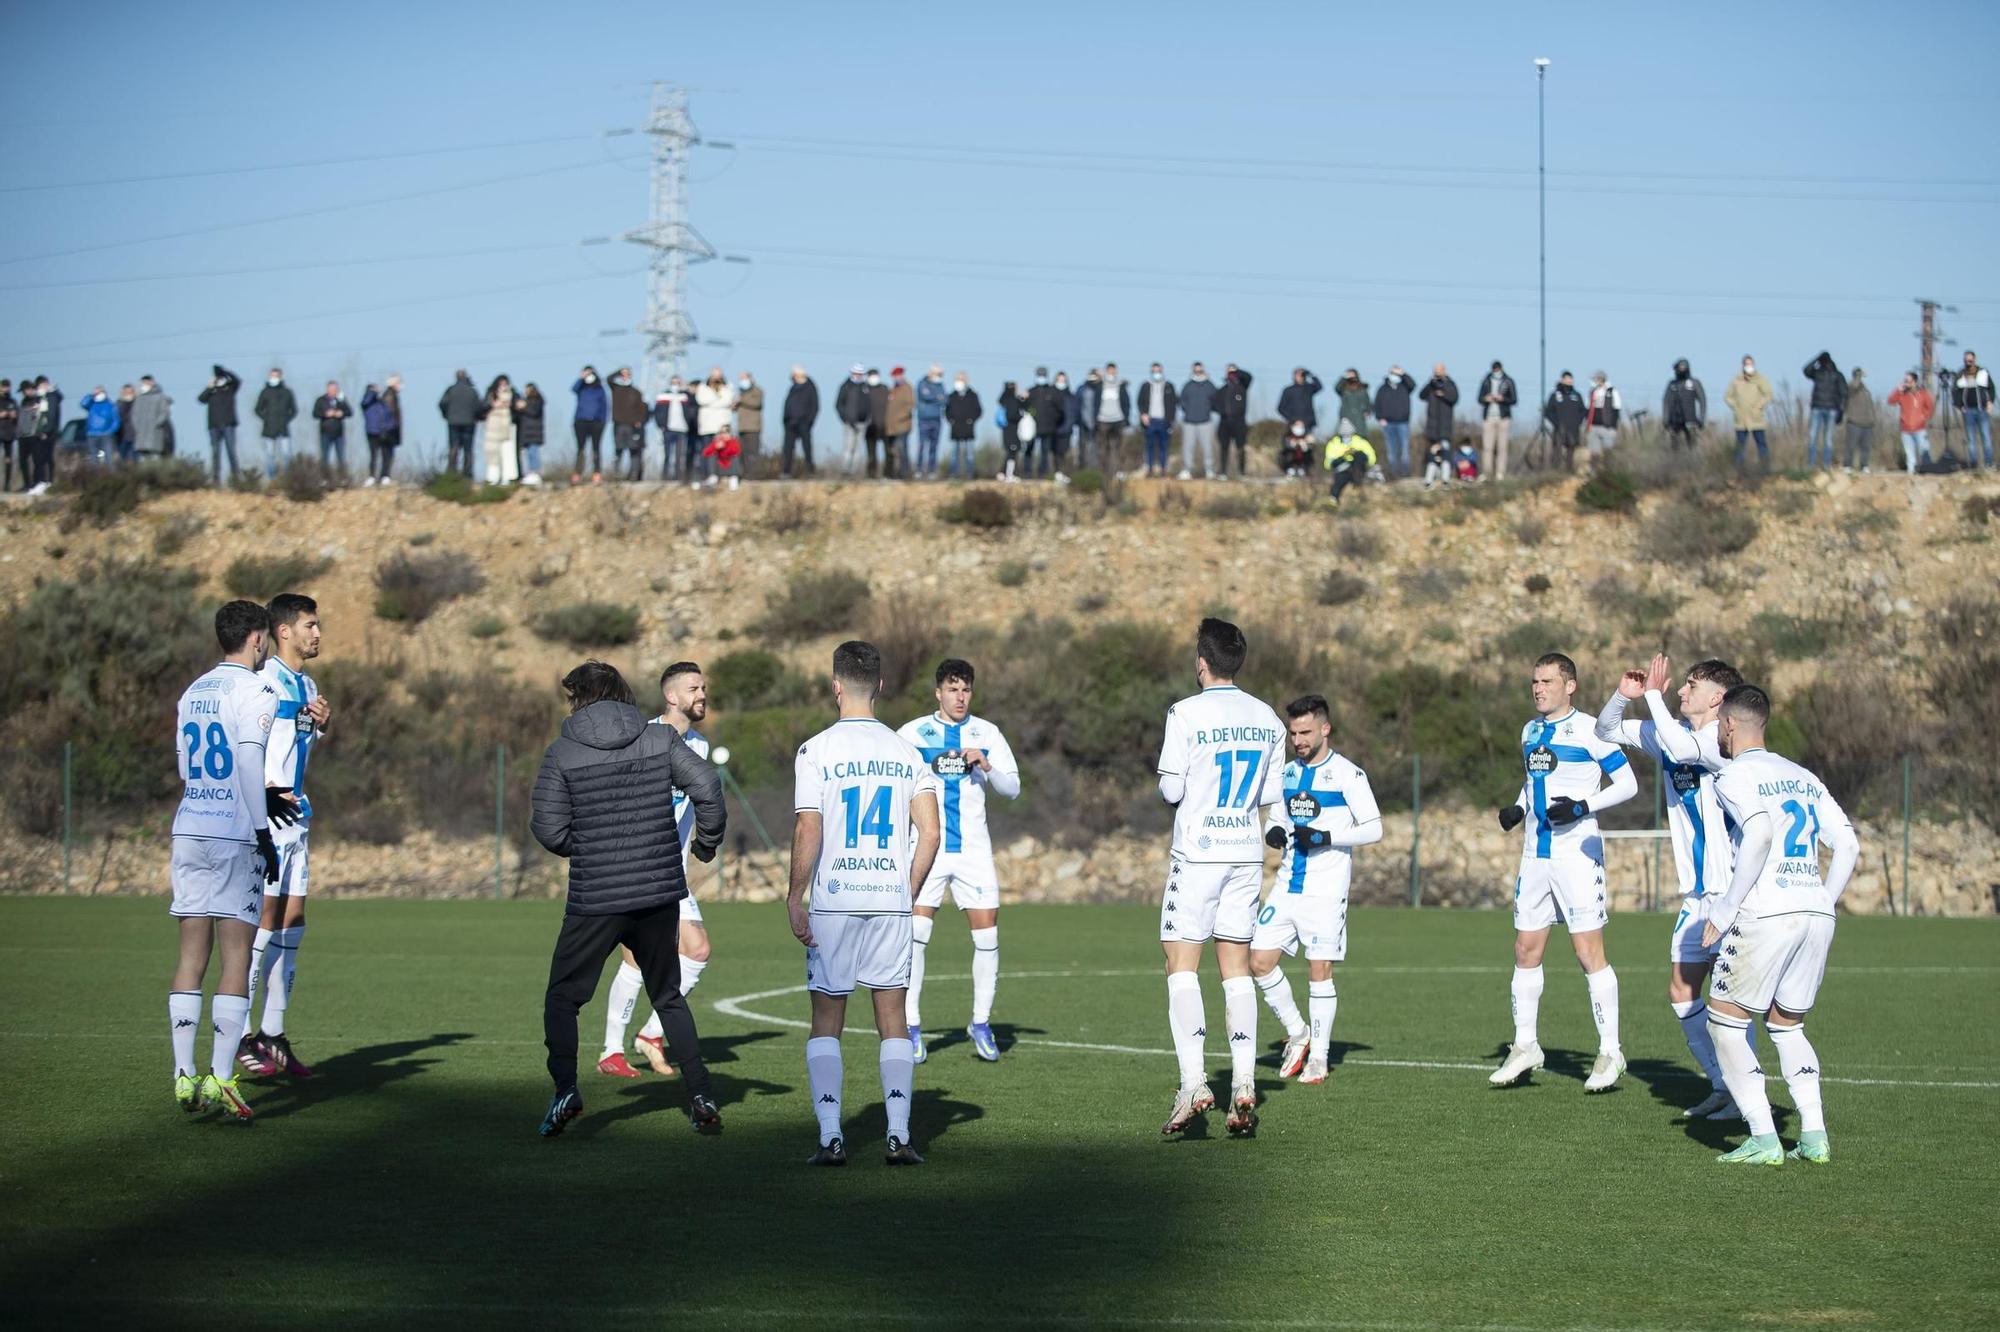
[[702, 431, 743, 490], [1885, 373, 1935, 473]]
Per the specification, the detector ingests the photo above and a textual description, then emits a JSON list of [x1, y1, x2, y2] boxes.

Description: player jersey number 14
[[840, 785, 893, 848]]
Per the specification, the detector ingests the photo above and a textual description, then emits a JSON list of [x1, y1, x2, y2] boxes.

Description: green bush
[[1748, 610, 1835, 660], [225, 551, 334, 602], [940, 488, 1014, 528], [1589, 574, 1682, 636], [1647, 495, 1758, 562], [1574, 469, 1637, 514], [1317, 569, 1368, 606], [1512, 516, 1547, 546], [152, 512, 207, 557], [374, 550, 485, 623], [996, 560, 1031, 588], [59, 459, 208, 530], [229, 467, 265, 494], [531, 601, 640, 647], [1400, 565, 1467, 605], [468, 615, 506, 640], [1523, 573, 1552, 595], [707, 648, 809, 710], [753, 569, 871, 641], [1068, 470, 1105, 496], [1199, 491, 1267, 521], [1336, 523, 1382, 560], [423, 471, 513, 505], [1491, 616, 1580, 663], [279, 457, 334, 503]]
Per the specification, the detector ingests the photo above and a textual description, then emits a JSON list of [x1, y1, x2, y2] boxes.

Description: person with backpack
[[255, 368, 298, 478], [198, 364, 243, 482]]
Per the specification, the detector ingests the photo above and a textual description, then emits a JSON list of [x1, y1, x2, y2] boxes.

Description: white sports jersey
[[1264, 752, 1379, 899], [1713, 749, 1855, 919], [172, 662, 278, 844], [1599, 697, 1731, 901], [653, 717, 711, 857], [795, 717, 941, 916], [896, 712, 1018, 861], [260, 657, 320, 826], [1158, 685, 1286, 864], [1516, 709, 1629, 862]]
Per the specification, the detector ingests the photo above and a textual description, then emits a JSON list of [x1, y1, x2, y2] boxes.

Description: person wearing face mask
[[781, 365, 819, 478], [611, 367, 652, 483], [915, 364, 947, 477], [1091, 361, 1131, 475], [996, 379, 1029, 482], [882, 367, 914, 480], [1723, 356, 1774, 471], [571, 366, 608, 485], [1027, 367, 1063, 480], [1542, 371, 1587, 471], [1840, 367, 1876, 475], [198, 364, 243, 483], [82, 384, 121, 464], [1952, 350, 1995, 470], [132, 375, 173, 462], [1052, 371, 1080, 478], [1418, 364, 1458, 475], [734, 371, 765, 459], [312, 380, 352, 473], [943, 372, 981, 479], [1177, 361, 1218, 480], [1372, 366, 1415, 479], [1661, 359, 1706, 453], [1215, 363, 1254, 478], [835, 364, 869, 474], [653, 376, 693, 482], [255, 368, 298, 479], [862, 368, 890, 478], [439, 370, 482, 478], [362, 375, 402, 487], [1476, 361, 1516, 481], [1584, 370, 1620, 461], [1138, 363, 1177, 478]]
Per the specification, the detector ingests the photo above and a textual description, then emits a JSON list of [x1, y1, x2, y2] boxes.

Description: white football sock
[[1510, 965, 1544, 1047], [1308, 979, 1338, 1062], [245, 927, 273, 1024], [261, 923, 303, 1036], [1709, 1010, 1775, 1137], [1769, 1023, 1825, 1134], [1222, 975, 1257, 1086], [879, 1037, 914, 1142], [210, 994, 250, 1081], [604, 962, 643, 1056], [1673, 999, 1725, 1090], [1254, 966, 1305, 1038], [638, 1008, 663, 1041], [906, 915, 933, 1028], [806, 1035, 843, 1145], [169, 991, 202, 1077], [1165, 971, 1207, 1091], [970, 925, 998, 1025], [680, 955, 708, 995], [1585, 965, 1620, 1054]]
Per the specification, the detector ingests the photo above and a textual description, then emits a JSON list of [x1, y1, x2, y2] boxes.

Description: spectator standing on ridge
[[944, 371, 980, 478], [1724, 354, 1774, 471], [882, 367, 914, 480], [82, 385, 120, 463], [1543, 370, 1587, 471], [1334, 369, 1371, 445], [862, 368, 890, 478], [654, 375, 692, 481], [256, 368, 297, 477], [19, 378, 58, 494], [613, 367, 652, 483], [199, 364, 242, 482], [835, 364, 869, 473], [781, 366, 818, 477], [915, 364, 947, 477], [1419, 363, 1458, 469], [483, 374, 520, 485], [518, 383, 546, 486], [1661, 358, 1706, 453], [1056, 370, 1082, 477], [132, 375, 172, 460], [1374, 365, 1415, 479], [440, 370, 481, 478], [735, 370, 765, 460], [1216, 363, 1253, 477], [312, 381, 351, 472], [997, 379, 1029, 482], [1476, 360, 1517, 480], [1887, 371, 1934, 472], [1841, 367, 1876, 474], [1277, 366, 1323, 436], [1094, 361, 1131, 473], [1178, 361, 1218, 480], [1802, 351, 1846, 472], [1027, 368, 1063, 482], [1954, 350, 1995, 470], [1584, 370, 1621, 460], [1138, 362, 1176, 478], [571, 366, 608, 484], [0, 380, 16, 492], [361, 375, 401, 486], [116, 384, 139, 462]]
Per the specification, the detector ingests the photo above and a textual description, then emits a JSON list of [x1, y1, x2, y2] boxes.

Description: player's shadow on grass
[[1257, 1037, 1373, 1071], [1623, 1056, 1793, 1147], [924, 1021, 1045, 1058], [1482, 1042, 1602, 1090], [571, 1069, 796, 1138], [844, 1086, 985, 1147], [250, 1031, 475, 1120]]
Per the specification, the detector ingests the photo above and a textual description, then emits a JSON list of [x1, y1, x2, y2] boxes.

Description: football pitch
[[2, 898, 1995, 1330]]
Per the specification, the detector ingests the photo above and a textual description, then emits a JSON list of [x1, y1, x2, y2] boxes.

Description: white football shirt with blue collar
[[1516, 708, 1628, 863], [172, 662, 278, 845], [1607, 710, 1730, 903], [895, 711, 1017, 864], [1265, 751, 1379, 899], [652, 716, 711, 856], [1158, 685, 1286, 864], [259, 656, 320, 834], [794, 717, 941, 916], [1712, 748, 1856, 920]]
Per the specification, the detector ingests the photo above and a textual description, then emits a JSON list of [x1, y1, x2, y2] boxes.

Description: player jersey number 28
[[182, 723, 235, 779]]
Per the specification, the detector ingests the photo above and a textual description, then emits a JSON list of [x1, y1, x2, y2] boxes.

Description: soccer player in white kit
[[1703, 684, 1859, 1166], [1594, 652, 1750, 1120], [1489, 652, 1638, 1092], [168, 600, 286, 1122], [599, 661, 718, 1078], [899, 657, 1020, 1064], [239, 592, 328, 1081], [1157, 619, 1286, 1137], [1250, 695, 1382, 1087], [788, 641, 942, 1166]]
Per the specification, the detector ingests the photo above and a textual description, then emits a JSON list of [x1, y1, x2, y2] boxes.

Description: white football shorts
[[1710, 910, 1834, 1015], [1669, 894, 1719, 964], [1512, 855, 1608, 934], [1160, 855, 1262, 945], [270, 828, 310, 899], [806, 912, 913, 996], [170, 837, 264, 927], [915, 852, 1000, 912], [1251, 890, 1349, 961]]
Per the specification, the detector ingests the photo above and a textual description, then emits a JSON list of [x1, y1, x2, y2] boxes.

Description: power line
[[0, 242, 581, 292]]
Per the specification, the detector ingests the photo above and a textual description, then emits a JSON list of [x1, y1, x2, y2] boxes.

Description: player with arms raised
[[1490, 652, 1638, 1092], [1157, 618, 1285, 1137], [899, 657, 1021, 1064], [1250, 695, 1382, 1086], [168, 600, 289, 1122], [1703, 684, 1859, 1166], [1595, 652, 1749, 1119], [789, 641, 942, 1166]]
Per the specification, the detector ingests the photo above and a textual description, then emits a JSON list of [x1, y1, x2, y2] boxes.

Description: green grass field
[[2, 898, 1995, 1330]]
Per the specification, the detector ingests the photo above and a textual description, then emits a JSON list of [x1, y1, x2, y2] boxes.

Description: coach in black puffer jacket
[[530, 661, 723, 1113]]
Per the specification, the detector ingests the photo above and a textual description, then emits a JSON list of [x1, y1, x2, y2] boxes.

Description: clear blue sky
[[4, 0, 1995, 452]]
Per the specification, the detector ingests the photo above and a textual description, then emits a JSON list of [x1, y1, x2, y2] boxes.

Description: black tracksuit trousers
[[542, 900, 710, 1099]]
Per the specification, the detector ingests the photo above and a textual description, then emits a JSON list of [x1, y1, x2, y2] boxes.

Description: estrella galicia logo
[[1526, 745, 1556, 775], [1287, 792, 1321, 822]]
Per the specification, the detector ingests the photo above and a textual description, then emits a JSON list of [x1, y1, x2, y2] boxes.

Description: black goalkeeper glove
[[689, 837, 719, 864], [255, 828, 281, 884], [1497, 805, 1525, 833], [265, 787, 302, 829], [1545, 796, 1590, 828], [1293, 826, 1332, 854], [1264, 826, 1289, 850]]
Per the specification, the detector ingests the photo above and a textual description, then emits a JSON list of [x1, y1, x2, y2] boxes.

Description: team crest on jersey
[[1526, 745, 1555, 775], [259, 713, 274, 733], [1287, 792, 1322, 822]]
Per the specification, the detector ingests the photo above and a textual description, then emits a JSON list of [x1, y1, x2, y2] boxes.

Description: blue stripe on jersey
[[274, 663, 313, 818], [1285, 765, 1348, 895], [1679, 782, 1707, 897], [1598, 750, 1629, 774], [942, 721, 963, 853], [1525, 721, 1554, 858]]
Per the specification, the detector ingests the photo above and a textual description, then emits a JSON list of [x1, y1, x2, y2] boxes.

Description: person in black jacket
[[781, 365, 819, 477], [1475, 361, 1517, 480], [862, 368, 890, 479], [834, 364, 868, 474], [1661, 359, 1706, 452], [1027, 368, 1063, 479], [438, 370, 482, 478], [311, 381, 351, 472], [943, 371, 981, 478], [198, 365, 242, 483], [0, 380, 16, 493], [1419, 364, 1458, 459], [1137, 363, 1177, 478], [1802, 351, 1846, 472], [254, 369, 297, 478], [1542, 370, 1587, 471], [531, 660, 724, 1138], [1216, 364, 1254, 476], [1373, 366, 1416, 478], [517, 382, 546, 485], [1276, 367, 1322, 434]]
